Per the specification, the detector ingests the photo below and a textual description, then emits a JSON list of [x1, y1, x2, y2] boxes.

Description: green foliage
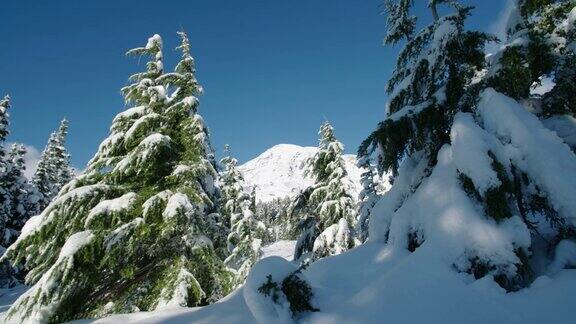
[[458, 152, 513, 222], [258, 271, 319, 318], [365, 2, 492, 178], [465, 248, 533, 293], [293, 122, 355, 261], [258, 275, 280, 303], [281, 271, 319, 315], [1, 33, 232, 323], [487, 34, 555, 101]]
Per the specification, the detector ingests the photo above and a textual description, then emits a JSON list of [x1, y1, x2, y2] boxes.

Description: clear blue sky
[[0, 0, 507, 168]]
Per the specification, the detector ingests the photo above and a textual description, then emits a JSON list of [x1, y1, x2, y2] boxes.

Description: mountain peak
[[239, 144, 362, 204]]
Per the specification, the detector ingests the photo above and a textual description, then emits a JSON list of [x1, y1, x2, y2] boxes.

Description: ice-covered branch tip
[[176, 31, 191, 58], [126, 34, 163, 56]]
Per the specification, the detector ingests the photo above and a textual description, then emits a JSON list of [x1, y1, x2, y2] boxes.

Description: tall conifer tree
[[293, 121, 355, 262], [1, 33, 232, 322], [365, 0, 576, 293]]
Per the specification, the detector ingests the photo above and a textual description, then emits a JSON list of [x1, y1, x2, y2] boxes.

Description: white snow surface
[[261, 240, 296, 261], [239, 144, 363, 203], [79, 243, 576, 324], [0, 285, 28, 320], [85, 192, 138, 227], [243, 257, 296, 324], [542, 114, 576, 149], [478, 89, 576, 226]]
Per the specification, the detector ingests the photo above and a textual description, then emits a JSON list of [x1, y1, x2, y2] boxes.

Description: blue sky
[[0, 0, 507, 169]]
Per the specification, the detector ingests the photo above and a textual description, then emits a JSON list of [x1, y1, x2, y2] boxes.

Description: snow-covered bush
[[245, 257, 317, 324]]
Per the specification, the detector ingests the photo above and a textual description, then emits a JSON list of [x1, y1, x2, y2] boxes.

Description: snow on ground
[[542, 115, 576, 149], [239, 144, 363, 203], [0, 285, 28, 319], [77, 242, 576, 324], [261, 240, 296, 261]]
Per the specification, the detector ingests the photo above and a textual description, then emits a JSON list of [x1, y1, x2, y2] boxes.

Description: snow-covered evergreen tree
[[159, 31, 219, 208], [53, 119, 73, 191], [0, 95, 9, 161], [256, 197, 293, 241], [355, 146, 379, 244], [219, 145, 246, 229], [0, 95, 12, 244], [219, 145, 265, 285], [365, 0, 576, 293], [33, 118, 73, 210], [0, 97, 42, 288], [1, 33, 233, 322], [224, 197, 265, 286], [293, 121, 355, 262], [487, 0, 576, 149], [2, 144, 41, 246], [0, 97, 41, 248]]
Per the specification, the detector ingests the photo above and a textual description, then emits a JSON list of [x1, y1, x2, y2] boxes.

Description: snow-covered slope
[[83, 243, 576, 324], [239, 144, 363, 203], [261, 240, 296, 261]]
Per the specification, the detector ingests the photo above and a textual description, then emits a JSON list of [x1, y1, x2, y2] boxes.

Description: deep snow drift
[[239, 144, 363, 203]]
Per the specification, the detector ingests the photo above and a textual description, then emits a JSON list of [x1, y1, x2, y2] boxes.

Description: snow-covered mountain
[[239, 144, 364, 204]]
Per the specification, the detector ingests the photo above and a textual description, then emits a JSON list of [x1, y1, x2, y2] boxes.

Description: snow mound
[[239, 144, 363, 203], [243, 257, 297, 324]]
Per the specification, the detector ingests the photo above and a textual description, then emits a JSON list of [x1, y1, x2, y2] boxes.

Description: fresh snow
[[450, 112, 502, 194], [85, 192, 138, 227], [75, 243, 576, 324], [242, 257, 297, 324], [3, 231, 95, 323], [57, 231, 95, 262], [112, 106, 146, 125], [261, 240, 296, 261], [0, 285, 28, 320], [542, 115, 576, 149], [162, 193, 194, 219], [478, 89, 576, 225], [239, 144, 363, 203]]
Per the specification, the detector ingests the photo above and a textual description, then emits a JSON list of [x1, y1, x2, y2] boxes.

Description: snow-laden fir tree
[[365, 0, 576, 292], [0, 97, 41, 288], [0, 95, 12, 244], [52, 119, 73, 192], [355, 145, 379, 244], [159, 31, 219, 202], [224, 197, 265, 286], [0, 95, 9, 161], [0, 97, 41, 248], [293, 121, 355, 262], [219, 145, 245, 229], [219, 145, 266, 286], [487, 0, 576, 150], [1, 33, 233, 323], [33, 118, 74, 210], [2, 144, 41, 246], [256, 197, 293, 241]]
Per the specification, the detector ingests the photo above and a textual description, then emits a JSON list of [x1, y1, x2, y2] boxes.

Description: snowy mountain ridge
[[239, 144, 364, 204]]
